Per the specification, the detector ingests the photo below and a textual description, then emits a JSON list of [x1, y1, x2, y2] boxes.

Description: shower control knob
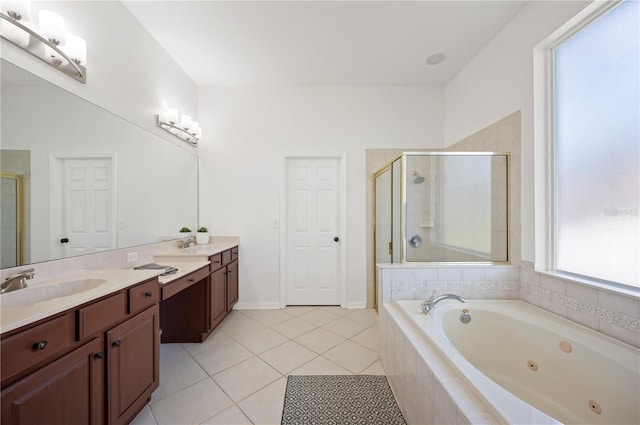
[[334, 237, 340, 242]]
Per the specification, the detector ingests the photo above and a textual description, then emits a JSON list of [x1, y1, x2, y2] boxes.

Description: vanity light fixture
[[157, 107, 202, 145], [0, 0, 86, 83]]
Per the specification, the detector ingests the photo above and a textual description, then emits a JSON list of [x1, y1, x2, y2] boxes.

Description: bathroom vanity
[[0, 271, 161, 425], [0, 239, 240, 425]]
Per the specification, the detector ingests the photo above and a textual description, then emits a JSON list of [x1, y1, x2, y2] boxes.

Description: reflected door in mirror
[[57, 157, 116, 258]]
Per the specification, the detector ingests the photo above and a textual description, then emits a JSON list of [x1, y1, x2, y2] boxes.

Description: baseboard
[[234, 302, 281, 310], [234, 301, 368, 310]]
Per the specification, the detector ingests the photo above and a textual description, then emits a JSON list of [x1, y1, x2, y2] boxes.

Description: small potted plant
[[179, 227, 192, 237], [196, 226, 209, 245]]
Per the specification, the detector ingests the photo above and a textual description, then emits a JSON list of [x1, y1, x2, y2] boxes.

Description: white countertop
[[0, 269, 160, 334], [0, 237, 238, 335], [156, 261, 210, 285], [153, 238, 239, 259]]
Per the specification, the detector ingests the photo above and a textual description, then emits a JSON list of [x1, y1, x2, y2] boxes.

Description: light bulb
[[166, 108, 178, 124], [1, 0, 31, 21], [39, 10, 66, 45], [190, 121, 200, 136], [181, 114, 192, 130], [63, 34, 86, 66]]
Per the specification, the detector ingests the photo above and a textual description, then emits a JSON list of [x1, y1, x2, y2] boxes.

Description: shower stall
[[375, 152, 509, 264]]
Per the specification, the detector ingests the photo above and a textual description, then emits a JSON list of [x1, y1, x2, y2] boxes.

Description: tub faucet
[[421, 291, 465, 315], [1, 268, 35, 294], [178, 237, 196, 248]]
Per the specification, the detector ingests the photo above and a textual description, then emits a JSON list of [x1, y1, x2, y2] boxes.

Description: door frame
[[279, 154, 347, 308], [1, 172, 24, 267], [49, 153, 117, 258]]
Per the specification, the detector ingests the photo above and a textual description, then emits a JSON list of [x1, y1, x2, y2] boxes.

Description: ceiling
[[124, 1, 527, 87]]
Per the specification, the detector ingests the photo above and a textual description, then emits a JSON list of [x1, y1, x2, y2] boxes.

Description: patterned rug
[[281, 375, 406, 425]]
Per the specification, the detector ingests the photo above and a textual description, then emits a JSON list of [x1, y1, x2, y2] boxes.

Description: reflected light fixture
[[157, 107, 202, 145], [0, 0, 86, 83]]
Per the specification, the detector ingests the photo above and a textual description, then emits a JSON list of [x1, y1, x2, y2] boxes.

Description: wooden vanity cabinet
[[0, 278, 160, 425], [1, 336, 105, 425], [209, 267, 227, 331], [107, 305, 159, 425], [226, 258, 239, 311], [208, 246, 239, 331]]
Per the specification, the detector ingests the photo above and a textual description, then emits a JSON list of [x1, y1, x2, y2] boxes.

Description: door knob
[[60, 238, 69, 243], [334, 237, 340, 242]]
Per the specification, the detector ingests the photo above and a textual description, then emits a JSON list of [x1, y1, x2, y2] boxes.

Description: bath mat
[[281, 375, 406, 425]]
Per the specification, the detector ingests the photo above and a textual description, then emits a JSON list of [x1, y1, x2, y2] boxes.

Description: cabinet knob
[[188, 278, 195, 283], [32, 340, 48, 351], [112, 340, 122, 348], [144, 291, 153, 297], [94, 352, 105, 359]]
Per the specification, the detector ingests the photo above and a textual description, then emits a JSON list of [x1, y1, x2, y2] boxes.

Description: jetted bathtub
[[395, 299, 640, 425]]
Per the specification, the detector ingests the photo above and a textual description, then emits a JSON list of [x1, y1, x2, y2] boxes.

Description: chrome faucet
[[421, 291, 465, 315], [1, 268, 35, 294], [178, 237, 196, 249]]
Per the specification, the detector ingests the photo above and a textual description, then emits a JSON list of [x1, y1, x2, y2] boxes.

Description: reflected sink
[[0, 279, 106, 308]]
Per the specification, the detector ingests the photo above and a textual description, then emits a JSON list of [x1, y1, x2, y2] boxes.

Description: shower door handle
[[334, 237, 340, 242]]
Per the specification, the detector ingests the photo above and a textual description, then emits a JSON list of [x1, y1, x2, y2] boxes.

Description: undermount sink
[[0, 279, 106, 308]]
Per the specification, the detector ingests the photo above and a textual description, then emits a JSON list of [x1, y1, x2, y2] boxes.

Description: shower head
[[412, 171, 425, 184]]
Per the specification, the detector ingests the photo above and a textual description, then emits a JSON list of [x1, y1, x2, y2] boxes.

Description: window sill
[[536, 270, 640, 299]]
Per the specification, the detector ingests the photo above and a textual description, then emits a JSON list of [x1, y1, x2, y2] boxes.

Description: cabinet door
[[210, 267, 227, 330], [226, 260, 239, 311], [107, 305, 159, 425], [1, 337, 105, 425]]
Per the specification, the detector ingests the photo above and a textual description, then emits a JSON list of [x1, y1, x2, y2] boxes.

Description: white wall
[[1, 1, 197, 140], [198, 85, 443, 308], [443, 1, 590, 263]]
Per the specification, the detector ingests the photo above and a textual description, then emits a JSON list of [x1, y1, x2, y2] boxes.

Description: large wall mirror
[[0, 59, 199, 268]]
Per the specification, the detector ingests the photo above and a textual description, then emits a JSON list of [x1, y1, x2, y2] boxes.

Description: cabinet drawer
[[129, 279, 159, 314], [221, 250, 232, 266], [209, 253, 223, 271], [78, 292, 127, 339], [161, 266, 209, 300], [231, 246, 238, 262], [1, 313, 74, 382]]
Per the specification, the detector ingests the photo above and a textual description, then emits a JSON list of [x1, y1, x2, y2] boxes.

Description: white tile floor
[[131, 306, 385, 425]]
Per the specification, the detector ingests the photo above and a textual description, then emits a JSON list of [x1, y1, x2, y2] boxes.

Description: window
[[550, 0, 639, 288]]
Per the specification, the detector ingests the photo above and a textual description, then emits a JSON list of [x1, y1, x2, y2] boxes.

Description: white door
[[61, 158, 115, 257], [285, 157, 342, 305]]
